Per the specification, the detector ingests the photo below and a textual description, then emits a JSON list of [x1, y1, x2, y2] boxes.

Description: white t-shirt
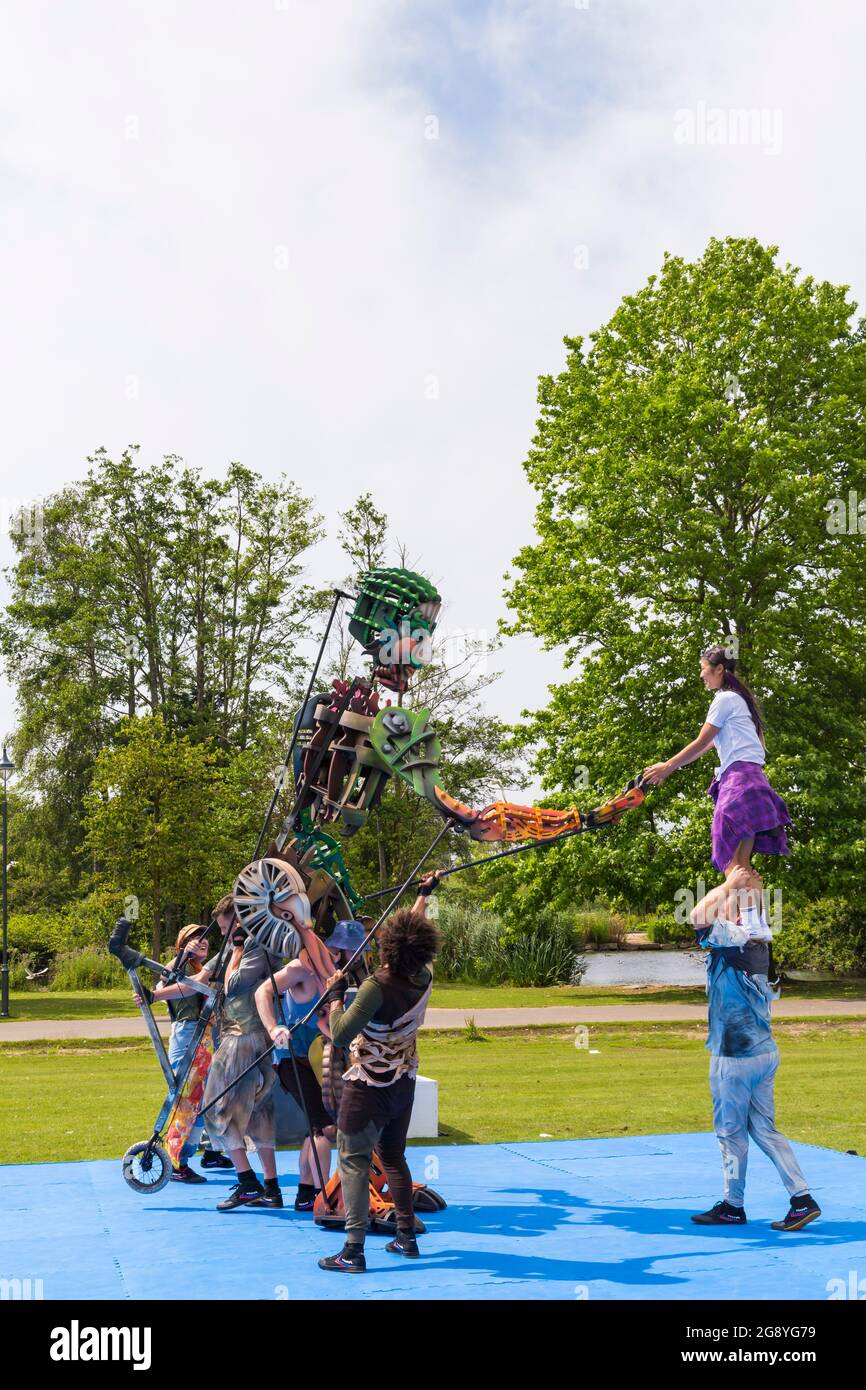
[[706, 689, 765, 778]]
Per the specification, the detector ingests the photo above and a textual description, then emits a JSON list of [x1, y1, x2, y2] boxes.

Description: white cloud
[[1, 0, 864, 795]]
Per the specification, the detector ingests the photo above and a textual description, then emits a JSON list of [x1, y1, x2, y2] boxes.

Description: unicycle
[[121, 1137, 172, 1194]]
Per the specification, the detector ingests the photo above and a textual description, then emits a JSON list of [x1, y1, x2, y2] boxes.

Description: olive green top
[[170, 988, 203, 1025], [219, 946, 272, 1038]]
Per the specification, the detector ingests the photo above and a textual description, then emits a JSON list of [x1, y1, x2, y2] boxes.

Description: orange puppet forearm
[[431, 782, 646, 843]]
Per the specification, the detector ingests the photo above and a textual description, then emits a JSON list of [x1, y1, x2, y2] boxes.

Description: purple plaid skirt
[[708, 760, 791, 873]]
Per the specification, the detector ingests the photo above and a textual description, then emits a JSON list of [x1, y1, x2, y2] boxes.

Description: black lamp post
[[0, 745, 13, 1019]]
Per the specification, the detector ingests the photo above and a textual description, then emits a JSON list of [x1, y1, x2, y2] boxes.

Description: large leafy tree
[[499, 237, 866, 918], [83, 714, 268, 957], [1, 448, 325, 890]]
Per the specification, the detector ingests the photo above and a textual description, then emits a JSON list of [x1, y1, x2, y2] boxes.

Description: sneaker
[[260, 1181, 284, 1210], [294, 1184, 319, 1212], [691, 1200, 747, 1225], [200, 1150, 234, 1170], [385, 1231, 419, 1258], [318, 1243, 366, 1274], [171, 1164, 207, 1185], [771, 1195, 821, 1231], [217, 1178, 265, 1211]]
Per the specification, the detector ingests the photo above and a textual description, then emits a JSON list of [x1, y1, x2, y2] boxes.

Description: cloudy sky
[[1, 0, 863, 788]]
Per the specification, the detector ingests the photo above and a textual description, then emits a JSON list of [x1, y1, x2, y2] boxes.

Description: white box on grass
[[407, 1074, 438, 1140]]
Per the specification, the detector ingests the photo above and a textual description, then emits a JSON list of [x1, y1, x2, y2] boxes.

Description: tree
[[82, 714, 265, 957], [1, 448, 325, 891], [338, 492, 388, 575], [500, 237, 866, 916]]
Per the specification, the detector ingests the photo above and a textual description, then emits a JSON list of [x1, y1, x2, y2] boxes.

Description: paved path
[[2, 999, 865, 1041]]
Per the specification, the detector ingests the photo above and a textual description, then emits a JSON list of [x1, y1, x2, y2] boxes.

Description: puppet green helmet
[[349, 568, 441, 691]]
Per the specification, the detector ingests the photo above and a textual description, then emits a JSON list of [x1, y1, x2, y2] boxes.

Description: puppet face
[[233, 858, 313, 959], [271, 890, 313, 930], [348, 567, 442, 693]]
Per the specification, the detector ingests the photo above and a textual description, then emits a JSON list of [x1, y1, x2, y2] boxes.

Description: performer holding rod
[[317, 871, 442, 1273], [255, 950, 335, 1211], [132, 895, 239, 1178]]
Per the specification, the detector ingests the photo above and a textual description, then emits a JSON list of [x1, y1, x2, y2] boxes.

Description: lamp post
[[0, 745, 13, 1019]]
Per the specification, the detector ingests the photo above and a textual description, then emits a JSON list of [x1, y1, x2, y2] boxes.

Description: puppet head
[[233, 857, 313, 959], [348, 567, 441, 693]]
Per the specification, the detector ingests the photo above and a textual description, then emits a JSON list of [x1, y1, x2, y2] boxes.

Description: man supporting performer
[[690, 866, 821, 1231], [317, 871, 441, 1272]]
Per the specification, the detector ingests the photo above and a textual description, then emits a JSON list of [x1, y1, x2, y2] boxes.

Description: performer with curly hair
[[317, 871, 441, 1273]]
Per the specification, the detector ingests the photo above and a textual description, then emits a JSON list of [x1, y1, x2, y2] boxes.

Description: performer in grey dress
[[203, 937, 281, 1211]]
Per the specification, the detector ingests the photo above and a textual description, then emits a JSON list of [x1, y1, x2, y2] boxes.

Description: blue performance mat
[[2, 1133, 864, 1301]]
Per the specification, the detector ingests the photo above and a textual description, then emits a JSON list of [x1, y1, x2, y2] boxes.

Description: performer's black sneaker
[[217, 1177, 265, 1211], [771, 1195, 821, 1231], [691, 1201, 747, 1225], [318, 1243, 366, 1274], [294, 1183, 319, 1211], [260, 1179, 284, 1209], [385, 1230, 420, 1258], [200, 1150, 234, 1170], [171, 1164, 207, 1184]]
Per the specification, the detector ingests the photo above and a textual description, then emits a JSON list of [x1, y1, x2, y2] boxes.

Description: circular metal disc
[[233, 858, 310, 957]]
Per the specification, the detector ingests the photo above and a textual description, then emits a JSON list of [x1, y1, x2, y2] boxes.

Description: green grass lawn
[[1, 990, 140, 1021], [2, 1022, 863, 1165], [3, 976, 866, 1021], [434, 979, 866, 1006]]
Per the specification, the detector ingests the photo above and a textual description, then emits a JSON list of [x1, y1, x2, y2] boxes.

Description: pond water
[[579, 949, 707, 987]]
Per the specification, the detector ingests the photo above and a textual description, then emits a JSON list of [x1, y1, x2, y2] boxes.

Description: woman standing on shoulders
[[643, 645, 791, 923]]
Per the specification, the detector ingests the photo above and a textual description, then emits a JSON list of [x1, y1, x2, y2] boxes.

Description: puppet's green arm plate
[[369, 706, 443, 802]]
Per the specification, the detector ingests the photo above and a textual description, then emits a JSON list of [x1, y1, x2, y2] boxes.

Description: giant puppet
[[110, 568, 647, 1198]]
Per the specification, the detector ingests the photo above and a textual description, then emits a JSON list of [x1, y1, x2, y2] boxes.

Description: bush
[[572, 909, 615, 946], [774, 899, 866, 977], [434, 904, 501, 983], [7, 893, 126, 958], [499, 929, 580, 986], [6, 912, 68, 957], [6, 948, 47, 991], [642, 912, 696, 946], [48, 949, 128, 991], [435, 903, 583, 986]]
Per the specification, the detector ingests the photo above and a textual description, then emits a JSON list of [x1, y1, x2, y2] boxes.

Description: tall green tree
[[1, 448, 325, 890], [83, 714, 268, 957], [500, 237, 866, 917]]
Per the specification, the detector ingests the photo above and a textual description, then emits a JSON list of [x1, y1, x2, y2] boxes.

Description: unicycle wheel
[[121, 1140, 172, 1194]]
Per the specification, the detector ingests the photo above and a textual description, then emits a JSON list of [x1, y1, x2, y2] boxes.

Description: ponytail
[[702, 646, 765, 743]]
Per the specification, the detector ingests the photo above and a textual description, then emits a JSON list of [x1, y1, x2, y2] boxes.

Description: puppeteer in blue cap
[[324, 920, 373, 955]]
